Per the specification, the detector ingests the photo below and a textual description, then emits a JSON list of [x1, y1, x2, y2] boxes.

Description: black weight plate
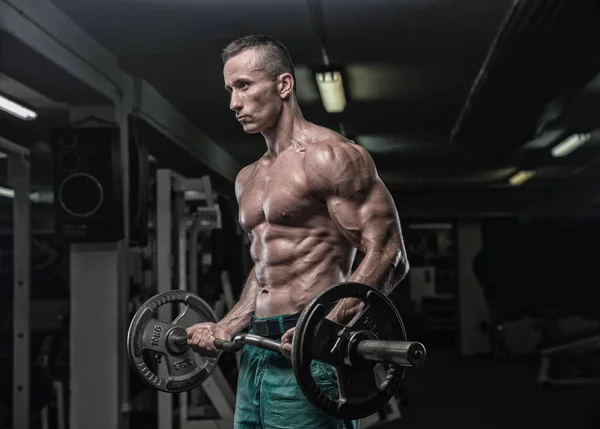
[[292, 282, 406, 420], [127, 290, 220, 393]]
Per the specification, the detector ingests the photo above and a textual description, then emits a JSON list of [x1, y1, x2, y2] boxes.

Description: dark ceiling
[[2, 0, 600, 217], [47, 0, 511, 163]]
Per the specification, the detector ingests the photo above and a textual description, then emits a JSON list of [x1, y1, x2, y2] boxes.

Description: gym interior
[[1, 0, 600, 428]]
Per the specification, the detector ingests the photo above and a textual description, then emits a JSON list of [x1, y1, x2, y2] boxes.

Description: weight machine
[[2, 137, 68, 429], [155, 169, 238, 429], [537, 329, 600, 386]]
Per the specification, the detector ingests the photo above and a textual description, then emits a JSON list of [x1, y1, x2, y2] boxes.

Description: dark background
[[2, 0, 600, 428]]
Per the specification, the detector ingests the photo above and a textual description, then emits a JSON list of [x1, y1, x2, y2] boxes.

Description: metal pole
[[188, 220, 201, 296], [174, 180, 186, 293], [174, 179, 189, 429], [9, 146, 31, 429], [156, 169, 174, 429]]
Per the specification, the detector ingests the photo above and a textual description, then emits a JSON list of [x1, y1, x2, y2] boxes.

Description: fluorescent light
[[551, 133, 591, 157], [509, 170, 535, 186], [29, 191, 54, 203], [520, 129, 564, 151], [0, 186, 15, 198], [0, 186, 54, 202], [315, 70, 346, 113], [0, 94, 37, 121]]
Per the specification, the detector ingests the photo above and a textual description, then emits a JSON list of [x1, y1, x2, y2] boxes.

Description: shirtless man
[[187, 35, 409, 429]]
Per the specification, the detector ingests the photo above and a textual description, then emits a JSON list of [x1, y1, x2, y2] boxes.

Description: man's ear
[[278, 73, 294, 99]]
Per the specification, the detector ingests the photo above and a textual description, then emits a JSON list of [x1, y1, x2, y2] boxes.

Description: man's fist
[[186, 322, 232, 353], [280, 327, 295, 359]]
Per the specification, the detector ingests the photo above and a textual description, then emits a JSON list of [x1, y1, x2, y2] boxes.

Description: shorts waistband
[[250, 312, 301, 339]]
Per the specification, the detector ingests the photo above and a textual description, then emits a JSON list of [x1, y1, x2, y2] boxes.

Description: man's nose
[[230, 93, 242, 112]]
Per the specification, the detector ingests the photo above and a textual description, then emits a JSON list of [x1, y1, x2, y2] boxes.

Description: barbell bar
[[168, 331, 426, 367]]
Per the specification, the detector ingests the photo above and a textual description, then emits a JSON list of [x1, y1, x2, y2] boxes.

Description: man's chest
[[238, 155, 321, 231]]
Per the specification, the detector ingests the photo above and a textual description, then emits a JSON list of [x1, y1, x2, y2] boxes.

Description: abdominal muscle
[[251, 222, 355, 318]]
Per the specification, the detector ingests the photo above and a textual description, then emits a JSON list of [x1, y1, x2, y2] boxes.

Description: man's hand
[[186, 322, 233, 353], [280, 327, 295, 359]]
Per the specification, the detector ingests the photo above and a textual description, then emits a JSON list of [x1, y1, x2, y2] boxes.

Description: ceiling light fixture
[[551, 133, 591, 157], [0, 186, 54, 203], [509, 170, 536, 186], [0, 186, 15, 199], [0, 94, 37, 121], [315, 70, 346, 113]]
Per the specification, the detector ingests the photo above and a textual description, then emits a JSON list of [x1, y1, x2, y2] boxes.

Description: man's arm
[[219, 164, 259, 334], [305, 141, 409, 321], [188, 266, 258, 351], [217, 266, 259, 334], [188, 164, 259, 350]]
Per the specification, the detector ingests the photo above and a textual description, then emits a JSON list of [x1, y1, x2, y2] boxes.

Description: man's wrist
[[327, 298, 363, 325], [215, 321, 235, 338]]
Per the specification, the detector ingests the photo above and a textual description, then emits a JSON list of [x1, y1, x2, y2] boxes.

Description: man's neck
[[262, 102, 308, 158]]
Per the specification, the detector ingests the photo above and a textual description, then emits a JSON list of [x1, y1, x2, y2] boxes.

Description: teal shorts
[[233, 314, 360, 429]]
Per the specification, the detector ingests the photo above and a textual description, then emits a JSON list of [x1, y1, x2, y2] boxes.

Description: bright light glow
[[551, 133, 591, 157], [0, 94, 37, 121], [509, 170, 536, 186], [0, 186, 54, 202], [315, 71, 346, 113], [29, 191, 54, 203], [0, 151, 6, 159], [0, 186, 15, 198]]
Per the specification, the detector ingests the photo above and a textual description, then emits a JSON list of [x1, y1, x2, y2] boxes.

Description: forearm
[[329, 247, 409, 323], [217, 266, 259, 334], [351, 246, 408, 293]]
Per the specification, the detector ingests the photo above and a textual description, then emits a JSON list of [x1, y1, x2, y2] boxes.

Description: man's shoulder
[[304, 135, 376, 196], [307, 125, 354, 149], [237, 160, 258, 178], [236, 153, 269, 179], [304, 136, 372, 172], [235, 158, 263, 199]]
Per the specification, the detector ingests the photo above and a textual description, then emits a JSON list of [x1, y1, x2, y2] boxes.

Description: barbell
[[127, 282, 426, 420]]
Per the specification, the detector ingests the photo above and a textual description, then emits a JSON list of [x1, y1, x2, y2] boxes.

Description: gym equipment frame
[[2, 136, 32, 429], [155, 169, 235, 429]]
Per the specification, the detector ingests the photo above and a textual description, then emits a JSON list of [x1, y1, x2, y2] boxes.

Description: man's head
[[222, 35, 296, 134]]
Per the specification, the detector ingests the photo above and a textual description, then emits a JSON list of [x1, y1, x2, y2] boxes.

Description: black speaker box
[[51, 127, 124, 242]]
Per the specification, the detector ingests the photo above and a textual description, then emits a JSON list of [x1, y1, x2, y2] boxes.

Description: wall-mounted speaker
[[51, 126, 124, 242]]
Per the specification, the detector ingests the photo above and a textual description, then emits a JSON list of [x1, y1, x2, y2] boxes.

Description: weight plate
[[292, 282, 406, 420], [127, 290, 220, 393]]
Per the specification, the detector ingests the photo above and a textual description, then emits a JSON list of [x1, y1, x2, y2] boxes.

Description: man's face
[[223, 49, 282, 134]]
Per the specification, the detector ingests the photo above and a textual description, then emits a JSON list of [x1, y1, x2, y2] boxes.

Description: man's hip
[[234, 312, 359, 429]]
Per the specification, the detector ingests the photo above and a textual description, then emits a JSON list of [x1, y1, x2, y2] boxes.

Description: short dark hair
[[221, 35, 296, 88]]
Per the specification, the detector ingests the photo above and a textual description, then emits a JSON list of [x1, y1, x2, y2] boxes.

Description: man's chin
[[241, 123, 261, 134]]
